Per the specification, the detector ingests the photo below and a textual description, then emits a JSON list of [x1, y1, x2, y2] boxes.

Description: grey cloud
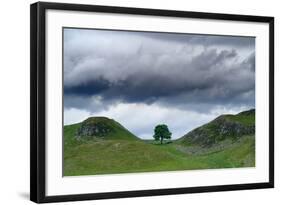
[[64, 28, 255, 113], [141, 31, 255, 49]]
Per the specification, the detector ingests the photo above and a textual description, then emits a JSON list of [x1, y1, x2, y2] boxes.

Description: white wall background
[[0, 0, 279, 204]]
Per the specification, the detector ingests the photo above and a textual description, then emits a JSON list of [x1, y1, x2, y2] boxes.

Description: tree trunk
[[160, 137, 163, 144]]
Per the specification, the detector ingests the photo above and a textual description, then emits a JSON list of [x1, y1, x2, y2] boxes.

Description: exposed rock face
[[212, 116, 255, 137], [180, 109, 255, 147], [74, 116, 139, 141], [76, 117, 112, 140]]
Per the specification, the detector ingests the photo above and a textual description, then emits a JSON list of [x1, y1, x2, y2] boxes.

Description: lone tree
[[153, 124, 172, 144]]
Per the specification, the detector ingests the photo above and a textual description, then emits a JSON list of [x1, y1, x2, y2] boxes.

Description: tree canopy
[[153, 124, 172, 144]]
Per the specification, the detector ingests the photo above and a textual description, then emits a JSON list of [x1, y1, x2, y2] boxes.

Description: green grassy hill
[[176, 109, 255, 147], [64, 110, 255, 176], [75, 117, 139, 141]]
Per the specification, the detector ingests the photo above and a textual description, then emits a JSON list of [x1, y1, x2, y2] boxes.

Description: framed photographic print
[[30, 1, 274, 203]]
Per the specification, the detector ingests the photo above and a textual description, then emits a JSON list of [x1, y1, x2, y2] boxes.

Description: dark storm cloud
[[64, 28, 255, 112], [64, 78, 110, 96]]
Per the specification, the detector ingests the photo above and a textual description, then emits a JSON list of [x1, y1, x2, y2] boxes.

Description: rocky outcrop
[[179, 109, 255, 147], [212, 116, 255, 137], [76, 117, 112, 140], [74, 116, 139, 141]]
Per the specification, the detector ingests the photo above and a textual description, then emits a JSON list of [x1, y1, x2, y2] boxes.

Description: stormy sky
[[63, 28, 255, 139]]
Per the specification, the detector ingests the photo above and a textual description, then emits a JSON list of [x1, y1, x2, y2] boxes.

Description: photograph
[[30, 2, 274, 202], [63, 28, 256, 176]]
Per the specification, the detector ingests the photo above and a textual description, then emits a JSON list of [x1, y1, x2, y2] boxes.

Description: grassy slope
[[76, 117, 139, 141], [176, 109, 255, 146], [64, 123, 255, 176], [224, 112, 255, 126]]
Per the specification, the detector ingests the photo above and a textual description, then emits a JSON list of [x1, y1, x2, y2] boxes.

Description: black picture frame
[[30, 1, 274, 203]]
